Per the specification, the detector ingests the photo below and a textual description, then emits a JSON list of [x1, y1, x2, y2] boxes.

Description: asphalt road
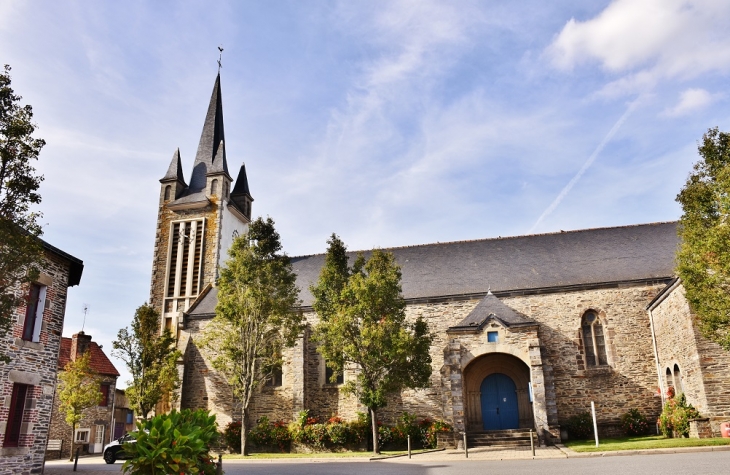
[[43, 451, 730, 475]]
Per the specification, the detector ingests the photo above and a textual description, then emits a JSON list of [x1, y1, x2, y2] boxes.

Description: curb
[[370, 448, 445, 461], [559, 444, 730, 458]]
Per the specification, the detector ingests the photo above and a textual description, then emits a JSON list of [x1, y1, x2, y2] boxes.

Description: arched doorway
[[480, 373, 519, 430], [464, 353, 534, 431]]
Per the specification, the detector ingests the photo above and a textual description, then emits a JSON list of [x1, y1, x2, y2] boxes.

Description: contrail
[[528, 96, 643, 234]]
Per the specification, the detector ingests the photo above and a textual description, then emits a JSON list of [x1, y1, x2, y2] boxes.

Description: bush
[[223, 420, 242, 453], [658, 393, 701, 437], [121, 409, 219, 475], [249, 416, 291, 450], [565, 412, 593, 440], [620, 409, 650, 436], [422, 419, 452, 449]]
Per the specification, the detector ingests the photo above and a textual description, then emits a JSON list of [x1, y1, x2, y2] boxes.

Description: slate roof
[[40, 238, 84, 287], [58, 337, 120, 377], [187, 285, 218, 317], [161, 148, 186, 185], [291, 222, 679, 307], [448, 292, 535, 332]]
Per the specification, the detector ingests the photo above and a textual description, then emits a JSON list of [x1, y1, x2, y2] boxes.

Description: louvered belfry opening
[[164, 219, 206, 325]]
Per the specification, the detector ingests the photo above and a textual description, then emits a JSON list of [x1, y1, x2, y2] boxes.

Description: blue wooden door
[[480, 373, 519, 430]]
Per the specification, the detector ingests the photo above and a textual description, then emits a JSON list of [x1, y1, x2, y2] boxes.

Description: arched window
[[666, 367, 674, 393], [164, 185, 171, 201], [673, 364, 683, 394], [581, 311, 607, 366], [223, 181, 229, 198], [211, 179, 218, 195]]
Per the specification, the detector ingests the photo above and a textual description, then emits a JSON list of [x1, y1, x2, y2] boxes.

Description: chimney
[[70, 331, 92, 361]]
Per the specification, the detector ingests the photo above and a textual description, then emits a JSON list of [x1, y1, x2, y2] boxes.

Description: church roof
[[448, 292, 535, 332], [188, 73, 229, 193], [160, 148, 186, 184], [291, 222, 679, 307]]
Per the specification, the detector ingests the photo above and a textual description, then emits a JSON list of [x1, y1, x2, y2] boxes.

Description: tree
[[199, 217, 302, 455], [112, 303, 181, 420], [311, 235, 433, 455], [0, 65, 45, 362], [676, 127, 730, 350], [57, 351, 102, 460]]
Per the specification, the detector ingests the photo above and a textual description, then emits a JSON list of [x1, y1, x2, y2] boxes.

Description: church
[[148, 74, 730, 446]]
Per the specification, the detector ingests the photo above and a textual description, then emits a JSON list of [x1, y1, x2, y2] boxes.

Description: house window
[[22, 283, 46, 342], [325, 363, 344, 385], [75, 428, 90, 443], [99, 384, 110, 407], [581, 311, 607, 366], [266, 365, 283, 387], [164, 219, 206, 315], [126, 411, 134, 424], [3, 384, 29, 447], [487, 331, 498, 343]]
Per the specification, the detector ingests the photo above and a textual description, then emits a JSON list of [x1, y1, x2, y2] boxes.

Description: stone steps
[[467, 429, 535, 447]]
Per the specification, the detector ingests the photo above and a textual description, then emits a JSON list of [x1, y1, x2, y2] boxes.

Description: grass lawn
[[564, 435, 730, 452], [223, 449, 434, 459]]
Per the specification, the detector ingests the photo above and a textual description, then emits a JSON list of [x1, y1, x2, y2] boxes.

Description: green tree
[[112, 303, 181, 420], [676, 127, 730, 349], [0, 65, 45, 362], [57, 351, 102, 460], [311, 235, 433, 455], [200, 217, 302, 455]]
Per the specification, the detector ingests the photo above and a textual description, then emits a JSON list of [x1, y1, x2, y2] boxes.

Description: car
[[102, 433, 137, 464]]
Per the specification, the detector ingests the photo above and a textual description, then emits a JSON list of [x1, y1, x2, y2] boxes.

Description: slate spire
[[231, 163, 252, 198], [188, 73, 229, 192], [160, 148, 186, 185]]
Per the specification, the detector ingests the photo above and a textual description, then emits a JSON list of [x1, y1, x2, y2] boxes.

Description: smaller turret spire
[[160, 148, 186, 185]]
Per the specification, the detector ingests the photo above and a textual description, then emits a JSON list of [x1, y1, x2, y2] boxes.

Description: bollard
[[407, 435, 411, 459], [530, 429, 535, 456], [463, 432, 468, 458], [216, 453, 223, 475], [73, 447, 80, 472]]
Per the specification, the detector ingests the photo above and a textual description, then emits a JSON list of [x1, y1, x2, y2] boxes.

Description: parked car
[[102, 432, 136, 464]]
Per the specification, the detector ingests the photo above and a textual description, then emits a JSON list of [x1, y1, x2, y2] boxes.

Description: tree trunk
[[69, 422, 76, 461], [370, 408, 379, 455], [241, 406, 250, 456]]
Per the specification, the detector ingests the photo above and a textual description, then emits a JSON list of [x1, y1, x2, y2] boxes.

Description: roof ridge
[[291, 221, 679, 259]]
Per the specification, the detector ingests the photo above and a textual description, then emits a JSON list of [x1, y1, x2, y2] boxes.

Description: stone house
[[149, 73, 730, 446], [48, 332, 119, 459], [111, 389, 135, 441], [0, 239, 83, 475]]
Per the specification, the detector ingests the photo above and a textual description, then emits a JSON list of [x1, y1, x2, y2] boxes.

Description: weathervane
[[217, 45, 224, 73]]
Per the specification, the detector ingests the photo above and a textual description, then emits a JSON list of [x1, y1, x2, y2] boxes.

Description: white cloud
[[547, 0, 730, 96], [662, 88, 719, 117]]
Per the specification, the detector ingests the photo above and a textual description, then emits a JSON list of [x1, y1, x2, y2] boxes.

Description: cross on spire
[[217, 46, 224, 73]]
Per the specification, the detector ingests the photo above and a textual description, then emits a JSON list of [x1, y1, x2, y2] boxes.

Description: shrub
[[249, 416, 291, 450], [121, 409, 219, 475], [658, 392, 701, 437], [223, 420, 242, 453], [620, 409, 650, 436], [422, 419, 452, 449], [564, 412, 593, 440]]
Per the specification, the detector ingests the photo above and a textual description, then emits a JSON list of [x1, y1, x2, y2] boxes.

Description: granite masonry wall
[[652, 283, 730, 435], [0, 252, 73, 475]]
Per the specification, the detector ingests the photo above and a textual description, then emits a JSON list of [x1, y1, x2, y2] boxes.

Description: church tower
[[150, 73, 253, 334]]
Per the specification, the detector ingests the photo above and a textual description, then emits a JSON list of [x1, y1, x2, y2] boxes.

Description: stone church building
[[149, 74, 730, 445]]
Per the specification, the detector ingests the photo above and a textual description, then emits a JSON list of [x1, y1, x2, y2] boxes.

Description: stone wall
[[652, 283, 730, 434], [0, 252, 72, 475]]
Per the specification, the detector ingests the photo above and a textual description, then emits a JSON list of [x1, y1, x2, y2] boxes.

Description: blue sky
[[2, 0, 729, 386]]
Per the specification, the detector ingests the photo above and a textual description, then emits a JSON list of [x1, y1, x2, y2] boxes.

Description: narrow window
[[325, 362, 344, 385], [581, 311, 608, 366], [22, 283, 46, 342], [673, 364, 683, 394], [211, 179, 218, 195], [267, 365, 283, 387], [99, 384, 110, 407], [4, 384, 29, 447], [487, 331, 498, 343], [164, 185, 171, 200], [666, 367, 673, 393]]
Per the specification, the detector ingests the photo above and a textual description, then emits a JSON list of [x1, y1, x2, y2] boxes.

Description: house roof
[[58, 337, 120, 377], [40, 238, 84, 287], [291, 222, 679, 307]]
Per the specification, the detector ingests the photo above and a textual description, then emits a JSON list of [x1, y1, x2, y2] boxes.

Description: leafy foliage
[[676, 127, 730, 349], [199, 217, 302, 455], [223, 420, 242, 453], [620, 409, 650, 436], [658, 392, 701, 438], [248, 417, 291, 451], [57, 351, 102, 460], [311, 234, 434, 454], [564, 411, 594, 440], [0, 64, 45, 362], [112, 303, 181, 420], [121, 409, 220, 475]]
